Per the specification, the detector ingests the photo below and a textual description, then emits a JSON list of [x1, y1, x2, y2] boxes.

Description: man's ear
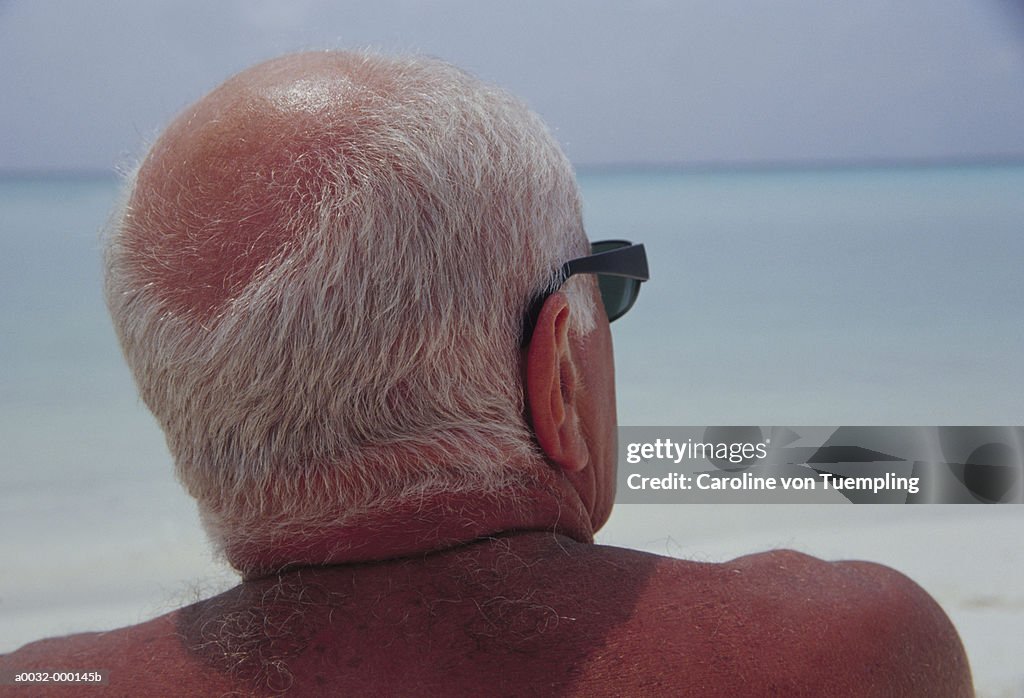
[[525, 292, 589, 473]]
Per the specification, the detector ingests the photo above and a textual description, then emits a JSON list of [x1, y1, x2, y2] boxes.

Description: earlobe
[[525, 292, 589, 473]]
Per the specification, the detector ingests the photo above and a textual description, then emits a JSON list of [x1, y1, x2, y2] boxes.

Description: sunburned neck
[[230, 476, 594, 580]]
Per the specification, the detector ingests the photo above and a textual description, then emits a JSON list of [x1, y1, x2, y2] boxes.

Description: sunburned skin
[[122, 55, 354, 318], [0, 52, 975, 696], [2, 534, 972, 696]]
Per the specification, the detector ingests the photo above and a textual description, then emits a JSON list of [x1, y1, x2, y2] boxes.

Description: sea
[[2, 166, 1023, 693]]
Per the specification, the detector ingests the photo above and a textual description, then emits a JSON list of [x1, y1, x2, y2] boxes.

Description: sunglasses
[[524, 239, 649, 342]]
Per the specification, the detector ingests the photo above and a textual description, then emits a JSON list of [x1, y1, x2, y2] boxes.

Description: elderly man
[[2, 52, 972, 696]]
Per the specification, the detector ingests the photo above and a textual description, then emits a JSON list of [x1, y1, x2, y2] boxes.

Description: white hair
[[104, 52, 596, 571]]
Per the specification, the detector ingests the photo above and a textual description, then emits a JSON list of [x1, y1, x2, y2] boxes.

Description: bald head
[[106, 51, 596, 572], [128, 53, 453, 314]]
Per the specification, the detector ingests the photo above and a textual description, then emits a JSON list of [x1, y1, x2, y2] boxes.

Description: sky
[[2, 0, 1024, 172]]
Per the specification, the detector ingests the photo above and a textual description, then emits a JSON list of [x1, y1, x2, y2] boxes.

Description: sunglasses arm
[[561, 243, 649, 281]]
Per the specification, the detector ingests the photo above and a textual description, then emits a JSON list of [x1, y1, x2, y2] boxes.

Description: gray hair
[[104, 52, 595, 571]]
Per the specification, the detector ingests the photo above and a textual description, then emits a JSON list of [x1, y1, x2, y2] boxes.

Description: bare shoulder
[[583, 546, 973, 697], [0, 542, 972, 696], [0, 609, 233, 696]]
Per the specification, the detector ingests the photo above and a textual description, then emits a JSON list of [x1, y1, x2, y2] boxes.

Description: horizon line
[[2, 154, 1023, 180], [573, 153, 1024, 175]]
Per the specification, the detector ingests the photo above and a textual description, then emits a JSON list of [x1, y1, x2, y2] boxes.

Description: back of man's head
[[104, 51, 597, 573]]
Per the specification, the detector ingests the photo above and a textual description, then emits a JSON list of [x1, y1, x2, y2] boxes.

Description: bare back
[[1, 533, 972, 696]]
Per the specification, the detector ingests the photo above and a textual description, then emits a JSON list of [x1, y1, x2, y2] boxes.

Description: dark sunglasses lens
[[590, 241, 640, 322], [598, 275, 640, 321]]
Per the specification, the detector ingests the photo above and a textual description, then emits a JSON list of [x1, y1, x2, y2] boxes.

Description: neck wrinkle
[[230, 474, 594, 581]]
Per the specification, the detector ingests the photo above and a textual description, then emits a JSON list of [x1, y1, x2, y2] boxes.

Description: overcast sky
[[2, 0, 1024, 171]]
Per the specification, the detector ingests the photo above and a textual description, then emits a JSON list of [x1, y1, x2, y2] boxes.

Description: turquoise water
[[579, 165, 1024, 424], [2, 165, 1023, 493]]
